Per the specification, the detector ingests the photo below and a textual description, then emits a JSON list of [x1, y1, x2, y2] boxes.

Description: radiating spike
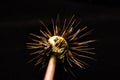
[[63, 66, 67, 72], [27, 55, 41, 63], [27, 41, 46, 46], [55, 25, 59, 35], [30, 33, 42, 39], [73, 20, 81, 29], [56, 14, 60, 28], [46, 49, 51, 56], [80, 26, 88, 32], [28, 37, 41, 43], [35, 56, 44, 66], [66, 15, 75, 28], [30, 33, 48, 43], [40, 20, 52, 36], [27, 45, 43, 49], [44, 31, 51, 38], [61, 15, 75, 37], [60, 19, 67, 36], [63, 19, 76, 38], [72, 40, 96, 45], [73, 52, 96, 60], [63, 27, 74, 38], [70, 29, 81, 41], [68, 26, 87, 41], [71, 47, 95, 51], [66, 34, 73, 40], [26, 43, 41, 46], [67, 57, 73, 67], [68, 50, 83, 68], [77, 50, 95, 55], [74, 57, 89, 67], [66, 51, 73, 67], [69, 57, 83, 68], [67, 66, 77, 78], [75, 29, 93, 40], [40, 30, 49, 38], [69, 19, 76, 28], [78, 48, 95, 51], [30, 50, 44, 55], [51, 18, 56, 35], [66, 26, 87, 40], [78, 40, 96, 45], [68, 27, 73, 33], [70, 45, 88, 49]]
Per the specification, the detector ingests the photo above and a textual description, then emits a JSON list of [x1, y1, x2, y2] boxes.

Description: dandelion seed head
[[27, 15, 96, 78]]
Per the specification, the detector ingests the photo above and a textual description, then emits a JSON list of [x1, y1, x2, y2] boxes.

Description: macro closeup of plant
[[27, 15, 96, 80], [1, 0, 120, 80]]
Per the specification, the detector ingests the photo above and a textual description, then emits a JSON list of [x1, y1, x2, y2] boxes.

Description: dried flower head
[[27, 15, 96, 77]]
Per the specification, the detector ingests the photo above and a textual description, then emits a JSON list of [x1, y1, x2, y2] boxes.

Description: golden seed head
[[48, 36, 68, 54]]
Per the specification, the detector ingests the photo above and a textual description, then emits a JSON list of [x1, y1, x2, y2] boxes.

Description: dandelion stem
[[44, 55, 56, 80]]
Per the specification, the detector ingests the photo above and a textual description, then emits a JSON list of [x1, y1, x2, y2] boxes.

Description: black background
[[0, 0, 120, 80]]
